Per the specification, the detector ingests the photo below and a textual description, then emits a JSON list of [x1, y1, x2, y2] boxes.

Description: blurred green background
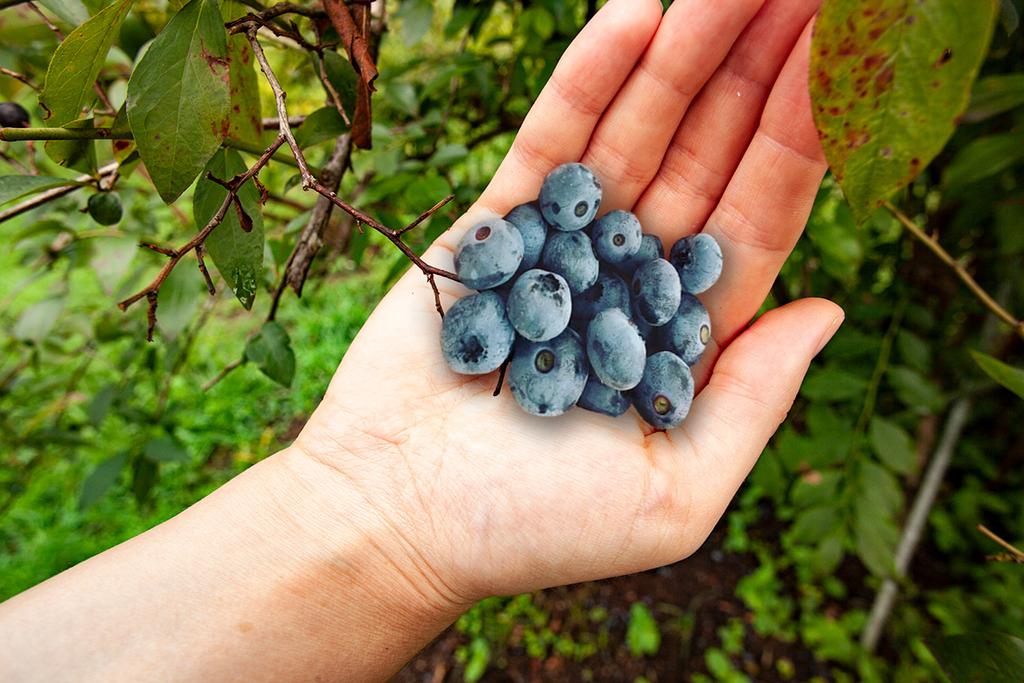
[[2, 0, 1023, 681]]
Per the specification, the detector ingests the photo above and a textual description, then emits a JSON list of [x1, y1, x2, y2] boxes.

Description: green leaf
[[888, 366, 944, 413], [126, 0, 230, 203], [40, 0, 134, 126], [971, 350, 1024, 400], [43, 118, 97, 174], [223, 0, 261, 144], [245, 321, 295, 386], [858, 460, 903, 517], [79, 453, 127, 509], [799, 366, 868, 402], [89, 235, 138, 295], [396, 0, 433, 46], [86, 384, 117, 427], [0, 175, 78, 206], [462, 637, 490, 683], [790, 505, 842, 544], [321, 51, 358, 118], [626, 603, 661, 657], [896, 330, 931, 373], [965, 74, 1024, 122], [809, 0, 999, 221], [131, 455, 158, 504], [155, 258, 203, 340], [14, 298, 64, 343], [293, 106, 348, 149], [928, 632, 1024, 683], [869, 416, 916, 474], [144, 436, 190, 463], [193, 148, 264, 309], [853, 503, 899, 576], [943, 131, 1024, 187], [37, 0, 90, 27]]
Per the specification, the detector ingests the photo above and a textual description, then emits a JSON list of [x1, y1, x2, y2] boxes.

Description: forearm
[[0, 447, 464, 682]]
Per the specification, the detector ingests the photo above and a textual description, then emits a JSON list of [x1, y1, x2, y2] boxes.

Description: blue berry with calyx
[[541, 229, 599, 295], [669, 232, 723, 294], [572, 270, 630, 322], [509, 328, 588, 417], [0, 102, 30, 128], [454, 218, 524, 290], [632, 258, 681, 327], [578, 376, 631, 417], [504, 201, 548, 273], [507, 269, 571, 342], [632, 351, 694, 430], [586, 308, 646, 391], [440, 291, 516, 375], [618, 233, 664, 276], [539, 162, 602, 231], [657, 294, 711, 365], [591, 210, 642, 266]]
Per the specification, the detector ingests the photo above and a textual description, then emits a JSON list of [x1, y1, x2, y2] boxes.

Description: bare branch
[[195, 245, 216, 295], [0, 66, 39, 91], [396, 194, 455, 236]]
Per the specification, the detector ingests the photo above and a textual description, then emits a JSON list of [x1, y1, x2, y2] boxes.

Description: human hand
[[294, 0, 842, 611]]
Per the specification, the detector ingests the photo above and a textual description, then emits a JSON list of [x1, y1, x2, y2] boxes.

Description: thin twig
[[27, 2, 63, 38], [117, 137, 286, 338], [202, 357, 245, 391], [245, 28, 458, 314], [885, 201, 1024, 340], [195, 245, 216, 295], [978, 524, 1024, 562], [396, 194, 455, 235], [0, 66, 39, 91]]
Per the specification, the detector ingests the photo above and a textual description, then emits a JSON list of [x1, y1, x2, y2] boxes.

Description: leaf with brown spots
[[126, 0, 230, 203], [222, 0, 262, 145], [810, 0, 999, 221]]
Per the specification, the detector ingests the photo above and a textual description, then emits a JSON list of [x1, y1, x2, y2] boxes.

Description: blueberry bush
[[1, 0, 1023, 680]]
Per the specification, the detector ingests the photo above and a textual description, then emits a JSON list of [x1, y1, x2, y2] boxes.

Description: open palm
[[294, 0, 843, 605]]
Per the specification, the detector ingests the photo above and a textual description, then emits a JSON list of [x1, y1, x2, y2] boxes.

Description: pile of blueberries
[[440, 163, 722, 430]]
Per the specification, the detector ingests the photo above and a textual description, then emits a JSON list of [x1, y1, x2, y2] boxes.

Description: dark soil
[[394, 518, 840, 683]]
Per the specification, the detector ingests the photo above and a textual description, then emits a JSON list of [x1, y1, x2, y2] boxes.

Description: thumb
[[671, 297, 844, 535]]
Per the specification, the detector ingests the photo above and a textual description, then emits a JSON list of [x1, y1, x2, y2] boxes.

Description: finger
[[634, 0, 820, 238], [578, 0, 765, 211], [666, 298, 843, 545], [475, 0, 663, 214], [694, 21, 826, 371]]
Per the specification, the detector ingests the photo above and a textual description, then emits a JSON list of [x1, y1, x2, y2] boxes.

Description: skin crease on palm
[[297, 0, 844, 601], [0, 0, 849, 680]]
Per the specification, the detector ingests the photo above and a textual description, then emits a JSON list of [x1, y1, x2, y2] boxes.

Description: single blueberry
[[454, 218, 524, 290], [586, 308, 646, 391], [507, 269, 572, 342], [591, 210, 642, 266], [617, 233, 664, 276], [572, 270, 630, 322], [632, 351, 694, 430], [509, 328, 588, 416], [440, 291, 516, 375], [504, 201, 548, 273], [0, 102, 30, 128], [539, 162, 602, 231], [669, 233, 723, 294], [541, 230, 599, 295], [632, 258, 682, 327], [578, 376, 631, 417], [657, 294, 711, 365]]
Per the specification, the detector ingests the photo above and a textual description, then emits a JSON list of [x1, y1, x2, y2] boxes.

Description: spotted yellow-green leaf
[[193, 149, 264, 309], [810, 0, 999, 221], [222, 0, 261, 144], [40, 0, 135, 126], [126, 0, 230, 203]]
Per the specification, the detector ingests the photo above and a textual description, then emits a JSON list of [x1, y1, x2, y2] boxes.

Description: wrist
[[267, 443, 471, 663]]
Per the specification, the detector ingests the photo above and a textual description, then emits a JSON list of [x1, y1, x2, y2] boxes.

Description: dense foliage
[[1, 0, 1023, 680]]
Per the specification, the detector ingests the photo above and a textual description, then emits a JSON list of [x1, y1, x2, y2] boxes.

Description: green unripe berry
[[87, 192, 123, 226]]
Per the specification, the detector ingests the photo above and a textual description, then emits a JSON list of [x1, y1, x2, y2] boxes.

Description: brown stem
[[195, 244, 216, 295], [0, 66, 39, 91], [117, 137, 286, 336], [884, 201, 1024, 340], [978, 524, 1024, 562], [396, 194, 455, 236]]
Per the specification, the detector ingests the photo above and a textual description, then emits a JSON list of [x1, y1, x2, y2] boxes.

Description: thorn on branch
[[145, 291, 158, 342], [196, 245, 216, 295], [140, 241, 176, 257]]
